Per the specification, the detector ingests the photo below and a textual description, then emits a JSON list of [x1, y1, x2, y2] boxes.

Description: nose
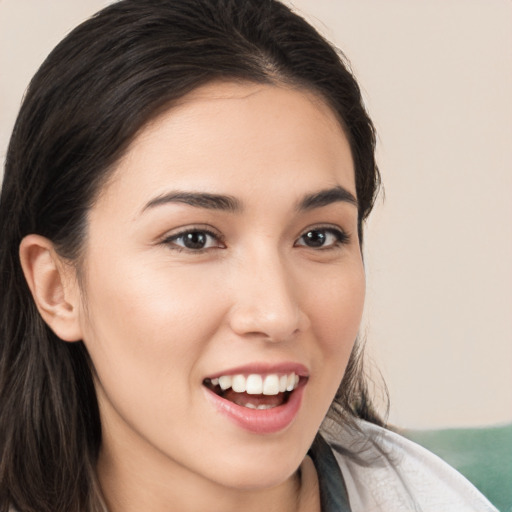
[[227, 249, 310, 342]]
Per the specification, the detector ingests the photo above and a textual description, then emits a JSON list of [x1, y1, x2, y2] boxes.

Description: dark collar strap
[[308, 434, 352, 512]]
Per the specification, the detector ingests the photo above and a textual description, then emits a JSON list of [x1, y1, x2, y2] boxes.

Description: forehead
[[96, 81, 355, 215]]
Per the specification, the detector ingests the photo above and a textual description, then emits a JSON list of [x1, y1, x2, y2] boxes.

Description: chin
[[198, 433, 308, 492]]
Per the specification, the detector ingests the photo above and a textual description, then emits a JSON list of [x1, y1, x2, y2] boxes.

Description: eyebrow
[[297, 186, 358, 211], [142, 191, 242, 213], [142, 185, 357, 215]]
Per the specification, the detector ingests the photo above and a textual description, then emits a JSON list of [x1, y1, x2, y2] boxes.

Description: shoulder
[[324, 419, 498, 512]]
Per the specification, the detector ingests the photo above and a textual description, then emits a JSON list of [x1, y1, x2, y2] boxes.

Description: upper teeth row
[[210, 373, 300, 395]]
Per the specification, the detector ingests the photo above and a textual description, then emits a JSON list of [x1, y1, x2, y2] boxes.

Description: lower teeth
[[244, 403, 275, 410]]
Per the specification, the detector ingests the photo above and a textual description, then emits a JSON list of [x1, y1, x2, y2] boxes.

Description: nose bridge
[[228, 244, 307, 341]]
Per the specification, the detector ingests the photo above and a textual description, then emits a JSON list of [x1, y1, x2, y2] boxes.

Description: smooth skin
[[20, 82, 365, 512]]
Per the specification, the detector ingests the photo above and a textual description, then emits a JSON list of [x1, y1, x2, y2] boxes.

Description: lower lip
[[203, 381, 306, 434]]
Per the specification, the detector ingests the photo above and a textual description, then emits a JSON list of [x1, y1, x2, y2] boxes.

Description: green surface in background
[[404, 424, 512, 512]]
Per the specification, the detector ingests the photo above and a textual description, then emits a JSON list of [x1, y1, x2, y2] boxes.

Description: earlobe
[[19, 234, 83, 342]]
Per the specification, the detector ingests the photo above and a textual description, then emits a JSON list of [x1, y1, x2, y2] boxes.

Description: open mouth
[[203, 372, 301, 410]]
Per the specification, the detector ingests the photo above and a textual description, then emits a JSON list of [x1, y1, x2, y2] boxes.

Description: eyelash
[[161, 226, 350, 253]]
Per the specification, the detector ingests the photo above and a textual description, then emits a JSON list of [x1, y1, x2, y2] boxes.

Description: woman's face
[[77, 82, 365, 493]]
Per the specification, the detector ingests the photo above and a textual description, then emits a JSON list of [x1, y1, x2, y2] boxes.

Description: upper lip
[[204, 362, 309, 380]]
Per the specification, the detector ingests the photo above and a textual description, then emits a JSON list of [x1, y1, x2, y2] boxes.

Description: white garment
[[329, 419, 499, 512]]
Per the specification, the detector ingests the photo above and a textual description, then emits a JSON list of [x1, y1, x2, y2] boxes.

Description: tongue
[[223, 390, 286, 408]]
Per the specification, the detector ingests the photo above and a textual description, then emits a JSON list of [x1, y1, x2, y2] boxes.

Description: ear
[[19, 234, 83, 342]]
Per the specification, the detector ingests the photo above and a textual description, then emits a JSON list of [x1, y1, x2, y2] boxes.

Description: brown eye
[[181, 231, 209, 249], [163, 229, 224, 251], [295, 228, 349, 249], [302, 230, 327, 247]]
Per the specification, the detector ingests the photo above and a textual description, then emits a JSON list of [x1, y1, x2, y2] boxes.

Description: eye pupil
[[304, 230, 326, 247], [183, 232, 207, 249]]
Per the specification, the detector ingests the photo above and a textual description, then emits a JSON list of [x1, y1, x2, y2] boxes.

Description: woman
[[0, 1, 498, 511]]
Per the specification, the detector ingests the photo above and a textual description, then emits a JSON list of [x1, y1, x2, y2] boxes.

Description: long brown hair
[[0, 1, 381, 510]]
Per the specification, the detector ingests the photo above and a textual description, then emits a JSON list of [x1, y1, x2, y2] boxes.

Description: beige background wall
[[1, 0, 511, 429]]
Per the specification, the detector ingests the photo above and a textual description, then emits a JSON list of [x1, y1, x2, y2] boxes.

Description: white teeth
[[246, 374, 263, 394], [286, 373, 295, 392], [218, 375, 232, 390], [243, 403, 276, 410], [263, 374, 279, 395], [279, 374, 288, 393], [232, 374, 246, 393], [210, 372, 300, 394]]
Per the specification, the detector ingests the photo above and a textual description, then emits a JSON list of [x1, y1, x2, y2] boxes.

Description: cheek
[[77, 263, 232, 455], [77, 259, 224, 407], [80, 251, 223, 347], [309, 262, 365, 350], [305, 260, 366, 395]]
